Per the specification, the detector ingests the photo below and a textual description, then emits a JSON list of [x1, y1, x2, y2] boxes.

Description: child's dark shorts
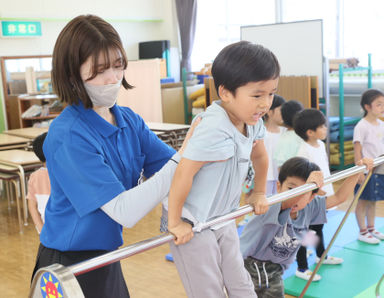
[[244, 256, 284, 298]]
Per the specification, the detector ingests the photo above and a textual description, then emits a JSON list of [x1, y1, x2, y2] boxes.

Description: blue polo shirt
[[40, 102, 175, 251]]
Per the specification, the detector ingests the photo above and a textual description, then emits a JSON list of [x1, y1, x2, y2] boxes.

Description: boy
[[163, 41, 280, 297], [240, 156, 372, 298], [294, 108, 343, 280], [273, 100, 304, 168], [27, 132, 50, 234]]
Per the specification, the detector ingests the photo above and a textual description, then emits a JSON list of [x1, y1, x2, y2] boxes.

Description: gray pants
[[170, 222, 256, 298], [244, 257, 284, 298]]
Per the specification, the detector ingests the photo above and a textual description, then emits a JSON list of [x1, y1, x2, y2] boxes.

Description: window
[[5, 57, 52, 73], [343, 0, 384, 68], [191, 0, 275, 71], [282, 0, 337, 58], [192, 0, 384, 72]]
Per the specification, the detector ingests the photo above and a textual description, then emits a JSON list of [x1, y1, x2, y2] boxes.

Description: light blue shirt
[[273, 130, 304, 167], [182, 100, 265, 223]]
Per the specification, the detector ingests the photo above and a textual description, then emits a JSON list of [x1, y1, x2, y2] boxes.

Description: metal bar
[[368, 53, 372, 89], [10, 180, 23, 233], [181, 67, 189, 124], [299, 171, 372, 298], [339, 63, 345, 168], [67, 156, 384, 276], [0, 160, 28, 232], [323, 56, 331, 161]]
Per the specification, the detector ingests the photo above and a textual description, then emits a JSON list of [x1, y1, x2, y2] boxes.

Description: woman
[[32, 14, 196, 297]]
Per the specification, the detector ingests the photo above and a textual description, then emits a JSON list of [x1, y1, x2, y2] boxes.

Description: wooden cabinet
[[0, 55, 53, 130], [276, 76, 319, 109], [17, 94, 62, 128]]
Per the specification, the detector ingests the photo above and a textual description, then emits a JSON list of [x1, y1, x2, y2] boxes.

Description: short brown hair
[[51, 15, 133, 108]]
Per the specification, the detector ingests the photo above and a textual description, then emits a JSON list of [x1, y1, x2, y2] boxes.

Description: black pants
[[296, 224, 325, 271], [32, 244, 130, 298], [244, 257, 285, 298]]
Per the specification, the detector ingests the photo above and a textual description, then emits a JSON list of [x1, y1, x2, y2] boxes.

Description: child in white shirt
[[273, 100, 304, 168], [264, 94, 287, 196], [293, 108, 343, 281], [241, 95, 287, 226]]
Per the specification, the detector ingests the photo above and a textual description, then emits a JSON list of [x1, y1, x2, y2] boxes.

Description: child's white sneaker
[[295, 269, 321, 281], [369, 229, 384, 240], [315, 256, 343, 265], [358, 233, 380, 244]]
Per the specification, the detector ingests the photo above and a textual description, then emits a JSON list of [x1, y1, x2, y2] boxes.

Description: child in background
[[27, 132, 50, 234], [264, 94, 286, 196], [240, 94, 286, 226], [354, 89, 384, 244], [163, 41, 280, 297], [273, 100, 304, 169], [240, 156, 372, 298], [294, 109, 343, 281]]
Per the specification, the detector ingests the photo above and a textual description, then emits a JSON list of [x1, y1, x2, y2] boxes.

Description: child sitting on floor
[[240, 156, 372, 298], [27, 132, 50, 234]]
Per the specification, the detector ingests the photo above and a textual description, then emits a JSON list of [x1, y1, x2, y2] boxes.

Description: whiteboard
[[241, 20, 323, 97]]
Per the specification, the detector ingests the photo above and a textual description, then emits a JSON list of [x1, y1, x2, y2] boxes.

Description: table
[[0, 134, 30, 150], [146, 122, 190, 132], [4, 127, 48, 139], [147, 122, 190, 150], [0, 150, 42, 231]]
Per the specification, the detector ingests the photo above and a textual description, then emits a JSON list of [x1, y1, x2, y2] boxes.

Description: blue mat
[[343, 226, 384, 257], [284, 248, 384, 298], [329, 116, 360, 131], [283, 210, 384, 279]]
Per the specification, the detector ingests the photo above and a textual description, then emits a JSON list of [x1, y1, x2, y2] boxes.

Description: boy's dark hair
[[263, 94, 286, 121], [360, 89, 384, 116], [278, 157, 320, 192], [281, 100, 303, 128], [32, 132, 47, 162], [293, 108, 326, 141], [52, 15, 133, 109], [211, 41, 280, 95]]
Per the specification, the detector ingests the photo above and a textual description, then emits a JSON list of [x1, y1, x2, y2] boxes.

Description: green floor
[[284, 227, 384, 298], [354, 280, 382, 298]]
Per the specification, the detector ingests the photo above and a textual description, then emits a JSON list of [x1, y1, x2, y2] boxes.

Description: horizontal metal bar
[[68, 156, 384, 276]]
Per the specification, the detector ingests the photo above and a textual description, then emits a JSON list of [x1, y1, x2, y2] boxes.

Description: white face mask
[[84, 79, 122, 108]]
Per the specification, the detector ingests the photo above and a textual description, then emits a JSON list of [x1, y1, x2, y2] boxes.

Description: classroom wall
[[0, 0, 179, 59], [0, 0, 180, 130]]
